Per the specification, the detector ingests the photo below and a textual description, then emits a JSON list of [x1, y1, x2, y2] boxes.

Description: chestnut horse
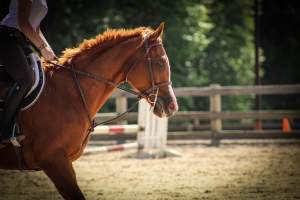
[[0, 23, 178, 199]]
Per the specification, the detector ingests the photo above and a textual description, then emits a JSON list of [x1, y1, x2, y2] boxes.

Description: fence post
[[210, 84, 222, 145], [116, 96, 128, 125]]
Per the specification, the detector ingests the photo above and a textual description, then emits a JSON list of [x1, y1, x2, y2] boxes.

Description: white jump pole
[[135, 99, 180, 158], [84, 143, 138, 155], [93, 124, 141, 135]]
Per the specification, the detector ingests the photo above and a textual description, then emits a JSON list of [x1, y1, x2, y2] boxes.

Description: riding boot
[[0, 83, 25, 141]]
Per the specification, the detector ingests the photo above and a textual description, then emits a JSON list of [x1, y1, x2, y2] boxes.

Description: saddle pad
[[20, 53, 46, 111]]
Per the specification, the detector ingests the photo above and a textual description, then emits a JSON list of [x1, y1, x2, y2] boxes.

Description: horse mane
[[58, 27, 153, 65]]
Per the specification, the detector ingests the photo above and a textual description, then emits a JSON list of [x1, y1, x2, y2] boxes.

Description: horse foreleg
[[39, 152, 85, 200]]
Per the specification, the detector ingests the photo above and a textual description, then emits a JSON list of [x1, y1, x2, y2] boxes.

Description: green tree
[[1, 0, 258, 112]]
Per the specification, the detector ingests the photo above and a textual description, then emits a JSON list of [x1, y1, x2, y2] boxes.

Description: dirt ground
[[0, 140, 300, 200]]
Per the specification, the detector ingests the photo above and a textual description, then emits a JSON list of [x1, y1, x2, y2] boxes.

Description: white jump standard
[[84, 99, 180, 158]]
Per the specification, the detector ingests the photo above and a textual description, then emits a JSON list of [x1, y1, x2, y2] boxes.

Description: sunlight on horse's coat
[[59, 27, 153, 65]]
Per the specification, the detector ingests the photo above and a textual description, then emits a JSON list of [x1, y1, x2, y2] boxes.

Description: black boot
[[0, 83, 25, 142]]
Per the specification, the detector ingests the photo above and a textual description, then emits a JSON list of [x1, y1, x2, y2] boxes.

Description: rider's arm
[[18, 0, 56, 60], [37, 26, 52, 50], [18, 0, 44, 49]]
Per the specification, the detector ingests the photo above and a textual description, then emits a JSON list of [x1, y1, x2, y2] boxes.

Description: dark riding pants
[[0, 26, 33, 138]]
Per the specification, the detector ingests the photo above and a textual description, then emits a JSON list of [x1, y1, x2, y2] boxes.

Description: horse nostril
[[168, 102, 177, 111]]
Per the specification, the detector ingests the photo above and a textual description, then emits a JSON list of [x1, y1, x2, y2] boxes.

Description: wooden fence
[[94, 84, 300, 143]]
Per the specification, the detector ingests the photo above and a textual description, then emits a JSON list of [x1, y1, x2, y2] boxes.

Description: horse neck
[[70, 36, 143, 117]]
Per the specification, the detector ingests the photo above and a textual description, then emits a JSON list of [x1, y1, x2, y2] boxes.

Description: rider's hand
[[41, 46, 57, 61]]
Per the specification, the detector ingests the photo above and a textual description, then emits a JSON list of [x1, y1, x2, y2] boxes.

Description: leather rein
[[48, 37, 171, 131]]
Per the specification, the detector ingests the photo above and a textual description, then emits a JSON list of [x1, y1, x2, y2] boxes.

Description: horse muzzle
[[153, 96, 178, 118]]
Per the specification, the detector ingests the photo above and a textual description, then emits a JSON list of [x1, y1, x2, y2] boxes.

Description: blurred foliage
[[0, 0, 298, 112]]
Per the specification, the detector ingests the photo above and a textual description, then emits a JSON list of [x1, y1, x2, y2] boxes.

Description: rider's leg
[[0, 38, 33, 140]]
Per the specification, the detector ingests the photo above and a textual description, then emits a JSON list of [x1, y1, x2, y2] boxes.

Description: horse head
[[126, 23, 178, 117]]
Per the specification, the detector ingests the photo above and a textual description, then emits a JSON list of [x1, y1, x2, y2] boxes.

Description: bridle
[[48, 36, 171, 131], [125, 37, 171, 106]]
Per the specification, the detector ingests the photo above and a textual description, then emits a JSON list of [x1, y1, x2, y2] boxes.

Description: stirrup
[[10, 136, 21, 147], [0, 135, 25, 149], [10, 123, 21, 147], [0, 123, 22, 147]]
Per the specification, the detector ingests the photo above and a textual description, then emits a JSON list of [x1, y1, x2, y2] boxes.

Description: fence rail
[[96, 84, 300, 142], [90, 131, 300, 142], [96, 110, 300, 121], [111, 84, 300, 98]]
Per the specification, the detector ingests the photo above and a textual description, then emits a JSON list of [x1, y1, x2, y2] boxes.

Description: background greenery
[[0, 0, 299, 112]]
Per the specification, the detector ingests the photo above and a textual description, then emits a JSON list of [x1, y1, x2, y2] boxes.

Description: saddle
[[0, 53, 45, 109], [0, 53, 46, 147]]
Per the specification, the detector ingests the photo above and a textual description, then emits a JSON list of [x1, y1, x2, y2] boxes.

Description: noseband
[[48, 36, 171, 129]]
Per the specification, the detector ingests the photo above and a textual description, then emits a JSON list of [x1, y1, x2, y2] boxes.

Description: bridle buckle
[[147, 88, 159, 108]]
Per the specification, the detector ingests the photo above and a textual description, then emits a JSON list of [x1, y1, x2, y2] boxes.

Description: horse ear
[[149, 22, 165, 41]]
